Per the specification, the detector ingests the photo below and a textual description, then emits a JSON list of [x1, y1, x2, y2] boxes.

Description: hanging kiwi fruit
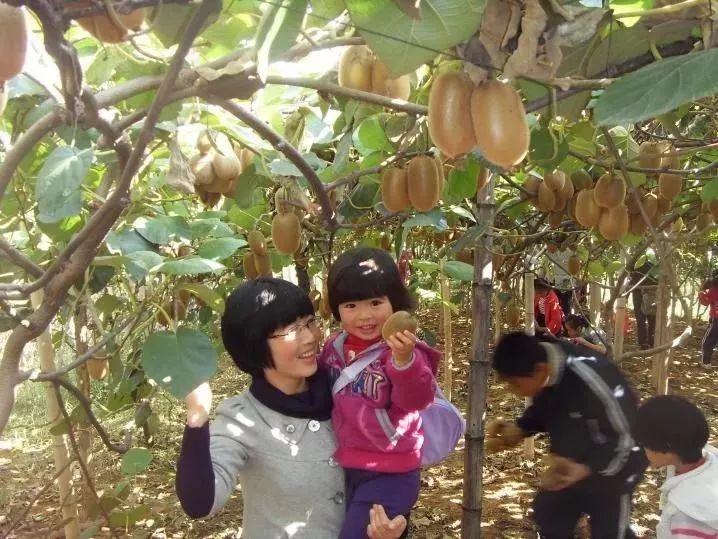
[[87, 354, 109, 381], [407, 155, 442, 212], [570, 170, 593, 191], [428, 71, 476, 158], [248, 230, 267, 256], [593, 174, 626, 209], [197, 187, 221, 208], [567, 255, 581, 276], [471, 79, 529, 169], [696, 212, 713, 231], [272, 212, 302, 255], [155, 298, 187, 327], [73, 0, 146, 43], [537, 181, 556, 213], [190, 152, 216, 186], [370, 59, 411, 100], [658, 173, 682, 200], [543, 170, 566, 191], [548, 211, 564, 229], [598, 204, 629, 241], [254, 253, 273, 277], [381, 167, 410, 213], [575, 189, 601, 228], [243, 251, 258, 279], [522, 176, 541, 199], [338, 45, 375, 92], [655, 191, 671, 214], [638, 141, 671, 170], [0, 4, 27, 83]]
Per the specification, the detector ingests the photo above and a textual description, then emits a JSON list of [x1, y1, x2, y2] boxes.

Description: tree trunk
[[522, 272, 535, 459], [440, 269, 453, 401], [296, 264, 310, 293], [73, 301, 94, 521], [461, 179, 494, 538], [653, 261, 670, 393], [589, 281, 602, 326], [613, 297, 627, 361], [31, 291, 80, 539]]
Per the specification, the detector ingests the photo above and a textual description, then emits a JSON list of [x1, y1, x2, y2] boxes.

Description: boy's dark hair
[[534, 277, 552, 293], [220, 277, 314, 377], [633, 395, 709, 463], [492, 332, 547, 377], [564, 314, 589, 329], [327, 247, 415, 320]]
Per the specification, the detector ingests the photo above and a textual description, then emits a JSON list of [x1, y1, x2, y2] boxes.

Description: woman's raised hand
[[185, 381, 212, 428]]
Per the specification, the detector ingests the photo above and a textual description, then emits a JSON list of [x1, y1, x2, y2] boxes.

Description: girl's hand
[[185, 382, 212, 428], [385, 329, 417, 366]]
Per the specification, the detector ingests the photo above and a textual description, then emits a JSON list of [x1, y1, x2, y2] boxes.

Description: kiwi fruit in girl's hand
[[381, 311, 418, 340]]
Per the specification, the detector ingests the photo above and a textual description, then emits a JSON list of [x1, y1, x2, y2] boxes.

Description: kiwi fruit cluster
[[381, 155, 444, 213], [338, 45, 411, 100], [0, 4, 27, 116], [428, 72, 529, 169]]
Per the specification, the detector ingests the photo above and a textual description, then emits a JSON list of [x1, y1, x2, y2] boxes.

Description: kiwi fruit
[[598, 204, 629, 241], [381, 311, 418, 340], [381, 167, 410, 213], [248, 230, 267, 256], [197, 131, 212, 154], [155, 298, 187, 327], [575, 189, 601, 228], [593, 174, 626, 209], [254, 253, 273, 277], [370, 59, 411, 100], [570, 170, 593, 191], [537, 181, 556, 213], [190, 152, 216, 186], [87, 355, 109, 381], [549, 211, 564, 229], [243, 251, 258, 279], [234, 145, 254, 172], [568, 255, 580, 276], [212, 152, 241, 182], [629, 214, 647, 235], [655, 192, 671, 214], [658, 173, 682, 200], [338, 45, 374, 92], [523, 176, 541, 198], [407, 155, 442, 212], [271, 212, 302, 255], [74, 0, 146, 43], [428, 71, 476, 158], [471, 80, 529, 169], [0, 4, 27, 83], [543, 170, 566, 191], [197, 187, 221, 208], [638, 141, 672, 170]]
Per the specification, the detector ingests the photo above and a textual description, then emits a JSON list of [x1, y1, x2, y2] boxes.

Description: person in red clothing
[[534, 278, 564, 336], [698, 274, 718, 368]]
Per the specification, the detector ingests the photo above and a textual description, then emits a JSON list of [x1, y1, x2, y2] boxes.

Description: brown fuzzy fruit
[[560, 175, 574, 201], [598, 204, 629, 241], [233, 145, 254, 171], [190, 152, 216, 186], [642, 192, 659, 219], [567, 194, 578, 221], [544, 170, 566, 191], [568, 255, 580, 276], [197, 132, 212, 154], [0, 5, 27, 83], [428, 71, 476, 158], [87, 355, 109, 381], [243, 251, 258, 279], [381, 311, 418, 340], [272, 212, 302, 255], [471, 80, 529, 169], [338, 45, 374, 92], [638, 141, 671, 170], [523, 176, 541, 198], [630, 214, 647, 235], [575, 189, 601, 228], [198, 188, 221, 208], [156, 298, 187, 327], [549, 211, 564, 229], [658, 173, 682, 200], [537, 181, 556, 213], [625, 188, 645, 215], [594, 174, 626, 209], [570, 170, 593, 191], [254, 253, 273, 277], [407, 155, 441, 212], [381, 167, 410, 213], [248, 230, 267, 256], [75, 0, 146, 43], [212, 152, 241, 182], [656, 193, 672, 214], [370, 60, 411, 100]]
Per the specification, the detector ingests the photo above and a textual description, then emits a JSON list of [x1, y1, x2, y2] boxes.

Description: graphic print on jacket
[[320, 331, 441, 473]]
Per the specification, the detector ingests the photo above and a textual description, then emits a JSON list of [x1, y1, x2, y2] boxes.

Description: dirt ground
[[1, 310, 717, 538]]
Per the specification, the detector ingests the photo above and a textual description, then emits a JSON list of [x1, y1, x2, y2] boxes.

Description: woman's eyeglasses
[[269, 317, 319, 341]]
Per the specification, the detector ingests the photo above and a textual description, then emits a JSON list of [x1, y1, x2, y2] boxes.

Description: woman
[[176, 277, 404, 538], [563, 314, 609, 355]]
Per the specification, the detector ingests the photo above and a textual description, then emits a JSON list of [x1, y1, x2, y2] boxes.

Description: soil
[[1, 310, 717, 538]]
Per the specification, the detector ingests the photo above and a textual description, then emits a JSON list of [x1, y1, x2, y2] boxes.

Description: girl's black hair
[[327, 247, 416, 320], [534, 277, 552, 292], [564, 314, 589, 329], [633, 395, 709, 463], [220, 277, 314, 377]]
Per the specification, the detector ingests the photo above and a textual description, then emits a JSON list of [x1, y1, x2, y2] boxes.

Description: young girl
[[563, 314, 609, 355], [534, 277, 564, 336], [319, 247, 441, 539]]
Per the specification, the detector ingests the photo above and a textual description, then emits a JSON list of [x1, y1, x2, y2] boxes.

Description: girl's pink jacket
[[319, 331, 441, 473]]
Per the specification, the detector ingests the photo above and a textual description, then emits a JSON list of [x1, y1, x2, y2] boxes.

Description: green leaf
[[151, 2, 220, 47], [153, 256, 225, 276], [178, 283, 226, 314], [310, 0, 344, 19], [352, 115, 394, 156], [414, 260, 440, 274], [345, 0, 485, 76], [197, 237, 247, 260], [402, 209, 448, 228], [120, 448, 153, 475], [447, 157, 479, 200], [125, 251, 164, 281], [109, 505, 151, 528], [595, 48, 718, 126], [189, 218, 235, 239], [106, 229, 156, 255], [232, 165, 262, 208], [255, 0, 308, 80], [702, 178, 718, 202], [140, 328, 218, 398], [133, 216, 191, 245], [36, 146, 93, 223], [441, 260, 474, 282]]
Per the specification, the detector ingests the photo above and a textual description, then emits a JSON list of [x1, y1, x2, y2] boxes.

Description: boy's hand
[[485, 419, 525, 453], [367, 504, 407, 539], [185, 381, 212, 427], [539, 454, 591, 491], [386, 330, 417, 366]]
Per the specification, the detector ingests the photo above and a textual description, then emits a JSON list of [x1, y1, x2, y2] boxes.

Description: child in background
[[320, 247, 441, 539], [534, 277, 564, 336], [633, 395, 718, 538], [698, 275, 718, 368], [564, 314, 609, 355]]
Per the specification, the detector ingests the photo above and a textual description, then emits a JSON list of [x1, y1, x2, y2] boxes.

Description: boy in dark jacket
[[487, 332, 647, 538], [698, 275, 718, 368]]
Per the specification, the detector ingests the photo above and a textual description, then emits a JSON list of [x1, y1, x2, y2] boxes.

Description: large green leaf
[[140, 328, 218, 398], [310, 0, 344, 19], [595, 48, 718, 126], [197, 237, 247, 260], [178, 283, 226, 314], [36, 146, 93, 223], [352, 115, 394, 156], [255, 0, 308, 80], [153, 257, 225, 276], [120, 448, 153, 476], [441, 260, 474, 282], [133, 216, 191, 245], [345, 0, 485, 76]]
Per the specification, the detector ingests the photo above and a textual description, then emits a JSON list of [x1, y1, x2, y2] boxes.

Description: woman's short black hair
[[534, 277, 552, 292], [633, 395, 709, 463], [564, 314, 589, 329], [220, 277, 314, 377], [327, 247, 415, 320], [492, 332, 547, 377]]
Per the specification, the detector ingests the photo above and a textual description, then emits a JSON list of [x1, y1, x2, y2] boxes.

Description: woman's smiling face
[[265, 315, 321, 393]]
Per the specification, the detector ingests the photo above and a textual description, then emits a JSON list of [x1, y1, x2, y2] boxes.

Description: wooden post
[[439, 267, 453, 401], [73, 302, 94, 520], [461, 177, 494, 538], [613, 297, 627, 360], [589, 280, 602, 326], [652, 263, 670, 392], [31, 291, 80, 539], [523, 272, 535, 460]]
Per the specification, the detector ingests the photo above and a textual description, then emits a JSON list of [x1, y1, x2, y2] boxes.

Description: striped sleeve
[[669, 510, 718, 538]]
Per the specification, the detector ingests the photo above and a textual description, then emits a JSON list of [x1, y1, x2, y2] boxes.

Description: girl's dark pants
[[702, 316, 718, 365]]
